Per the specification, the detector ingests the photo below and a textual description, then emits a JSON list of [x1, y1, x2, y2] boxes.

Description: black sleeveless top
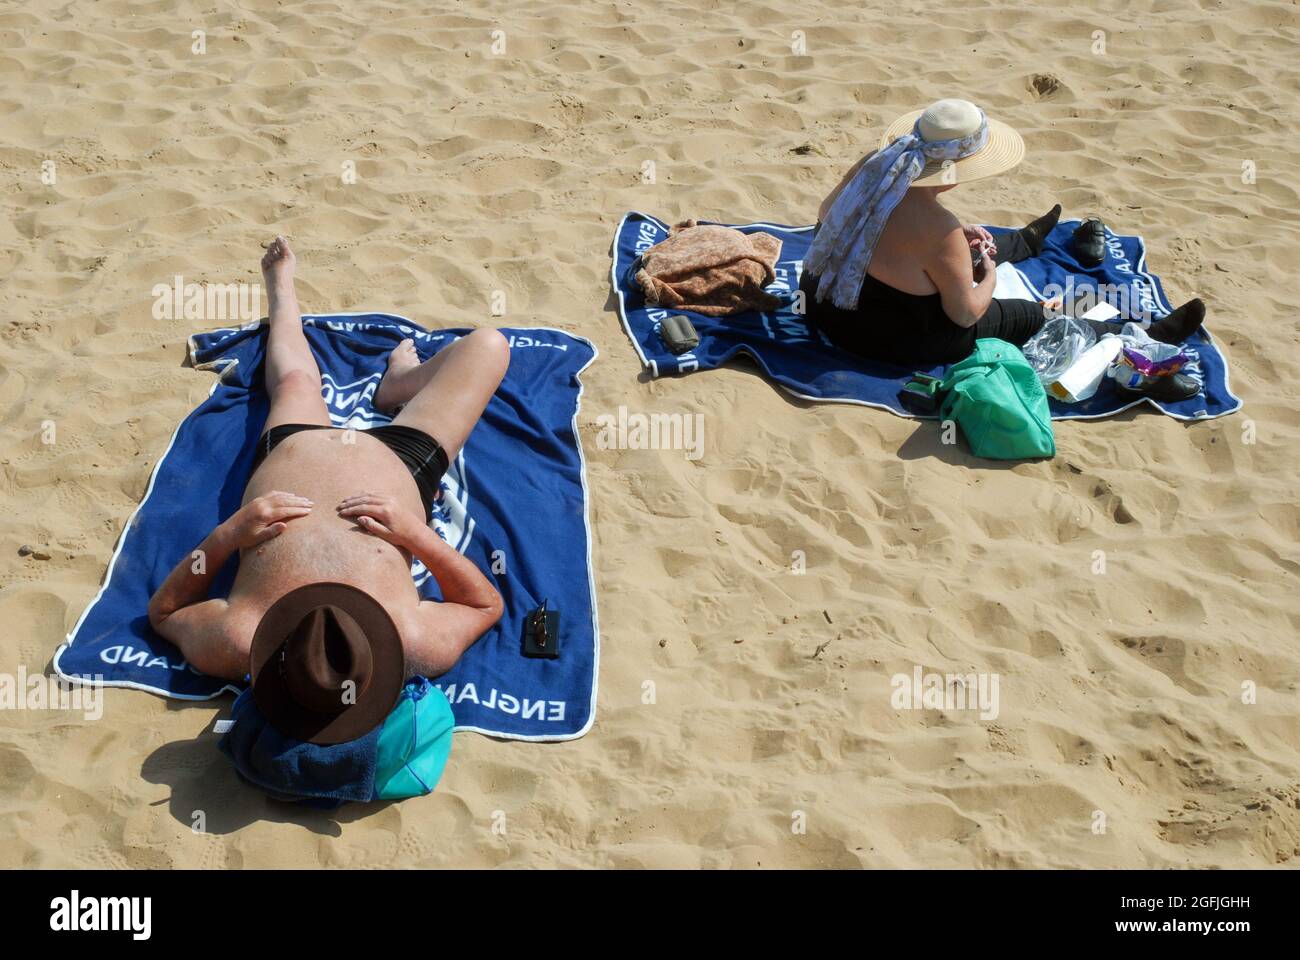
[[799, 268, 976, 367]]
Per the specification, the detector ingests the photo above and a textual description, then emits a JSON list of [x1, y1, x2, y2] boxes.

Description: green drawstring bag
[[939, 339, 1056, 460]]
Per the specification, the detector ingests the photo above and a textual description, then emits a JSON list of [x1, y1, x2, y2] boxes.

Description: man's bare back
[[147, 237, 509, 684]]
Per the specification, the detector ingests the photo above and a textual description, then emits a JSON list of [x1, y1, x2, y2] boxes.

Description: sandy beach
[[1, 0, 1298, 868]]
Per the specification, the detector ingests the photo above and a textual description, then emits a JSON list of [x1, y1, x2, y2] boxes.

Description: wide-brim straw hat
[[881, 99, 1025, 188]]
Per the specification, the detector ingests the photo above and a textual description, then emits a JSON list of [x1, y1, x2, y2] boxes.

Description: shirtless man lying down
[[147, 237, 507, 684]]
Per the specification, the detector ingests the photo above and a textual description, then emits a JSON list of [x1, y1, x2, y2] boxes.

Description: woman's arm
[[924, 227, 997, 328]]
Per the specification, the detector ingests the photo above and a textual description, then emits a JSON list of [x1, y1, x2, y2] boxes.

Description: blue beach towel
[[613, 211, 1241, 421], [54, 315, 600, 742]]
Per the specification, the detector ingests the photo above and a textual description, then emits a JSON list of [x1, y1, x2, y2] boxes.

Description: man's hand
[[340, 493, 502, 642], [337, 491, 423, 549], [223, 491, 313, 548], [148, 491, 308, 657], [962, 224, 997, 256]]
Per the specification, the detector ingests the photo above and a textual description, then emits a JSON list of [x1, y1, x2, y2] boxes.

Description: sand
[[1, 0, 1298, 868]]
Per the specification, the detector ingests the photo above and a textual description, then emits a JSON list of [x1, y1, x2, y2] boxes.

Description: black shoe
[[1116, 372, 1200, 403], [1072, 217, 1107, 267]]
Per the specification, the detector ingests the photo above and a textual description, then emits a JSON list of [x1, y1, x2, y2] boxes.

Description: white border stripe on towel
[[53, 318, 603, 743], [611, 210, 1242, 423]]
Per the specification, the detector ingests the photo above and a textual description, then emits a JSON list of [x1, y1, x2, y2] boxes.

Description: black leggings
[[975, 228, 1112, 346]]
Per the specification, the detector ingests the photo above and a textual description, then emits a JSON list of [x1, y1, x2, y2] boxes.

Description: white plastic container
[[1049, 336, 1123, 403]]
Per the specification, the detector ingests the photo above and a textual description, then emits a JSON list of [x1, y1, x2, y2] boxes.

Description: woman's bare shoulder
[[893, 197, 961, 249], [917, 199, 962, 233]]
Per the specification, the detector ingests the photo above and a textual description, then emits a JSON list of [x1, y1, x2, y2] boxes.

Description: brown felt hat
[[249, 582, 405, 745]]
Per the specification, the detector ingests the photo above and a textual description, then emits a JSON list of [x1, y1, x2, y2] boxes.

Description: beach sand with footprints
[[1, 0, 1298, 867]]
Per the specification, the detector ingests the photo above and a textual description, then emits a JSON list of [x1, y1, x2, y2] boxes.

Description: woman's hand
[[222, 491, 313, 548], [930, 228, 997, 328], [973, 248, 997, 289], [962, 224, 997, 256], [337, 492, 422, 549]]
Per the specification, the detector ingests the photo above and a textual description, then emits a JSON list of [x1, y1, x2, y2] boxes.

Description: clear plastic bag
[[1021, 316, 1097, 386]]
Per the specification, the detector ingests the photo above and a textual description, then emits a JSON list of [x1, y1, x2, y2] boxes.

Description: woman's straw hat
[[881, 99, 1025, 188]]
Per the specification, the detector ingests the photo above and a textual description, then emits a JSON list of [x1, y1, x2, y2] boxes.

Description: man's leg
[[260, 237, 330, 430], [376, 328, 509, 459]]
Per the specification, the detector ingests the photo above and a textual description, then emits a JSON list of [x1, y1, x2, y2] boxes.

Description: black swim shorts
[[249, 423, 449, 515]]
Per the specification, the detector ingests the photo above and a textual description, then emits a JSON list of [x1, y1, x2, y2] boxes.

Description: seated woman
[[800, 98, 1206, 370]]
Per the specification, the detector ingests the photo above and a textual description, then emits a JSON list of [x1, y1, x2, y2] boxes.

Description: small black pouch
[[522, 599, 560, 659], [898, 373, 943, 414], [660, 314, 699, 355]]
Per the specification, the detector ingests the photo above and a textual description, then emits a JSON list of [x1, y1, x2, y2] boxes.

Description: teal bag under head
[[939, 339, 1055, 460], [374, 676, 455, 800], [218, 676, 454, 807]]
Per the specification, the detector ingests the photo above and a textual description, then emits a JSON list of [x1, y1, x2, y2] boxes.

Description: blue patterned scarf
[[806, 112, 990, 310]]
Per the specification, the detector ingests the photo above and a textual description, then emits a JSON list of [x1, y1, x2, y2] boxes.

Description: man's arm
[[147, 525, 240, 631], [405, 524, 503, 620], [406, 598, 501, 678], [152, 599, 247, 679], [146, 524, 243, 679], [147, 490, 313, 628], [147, 491, 313, 678], [405, 525, 503, 677], [337, 492, 503, 674]]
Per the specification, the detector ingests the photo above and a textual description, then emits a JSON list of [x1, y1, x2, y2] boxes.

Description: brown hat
[[249, 582, 405, 745]]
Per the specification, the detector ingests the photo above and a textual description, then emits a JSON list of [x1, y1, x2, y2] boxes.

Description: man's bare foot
[[261, 236, 296, 292], [374, 338, 422, 412]]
